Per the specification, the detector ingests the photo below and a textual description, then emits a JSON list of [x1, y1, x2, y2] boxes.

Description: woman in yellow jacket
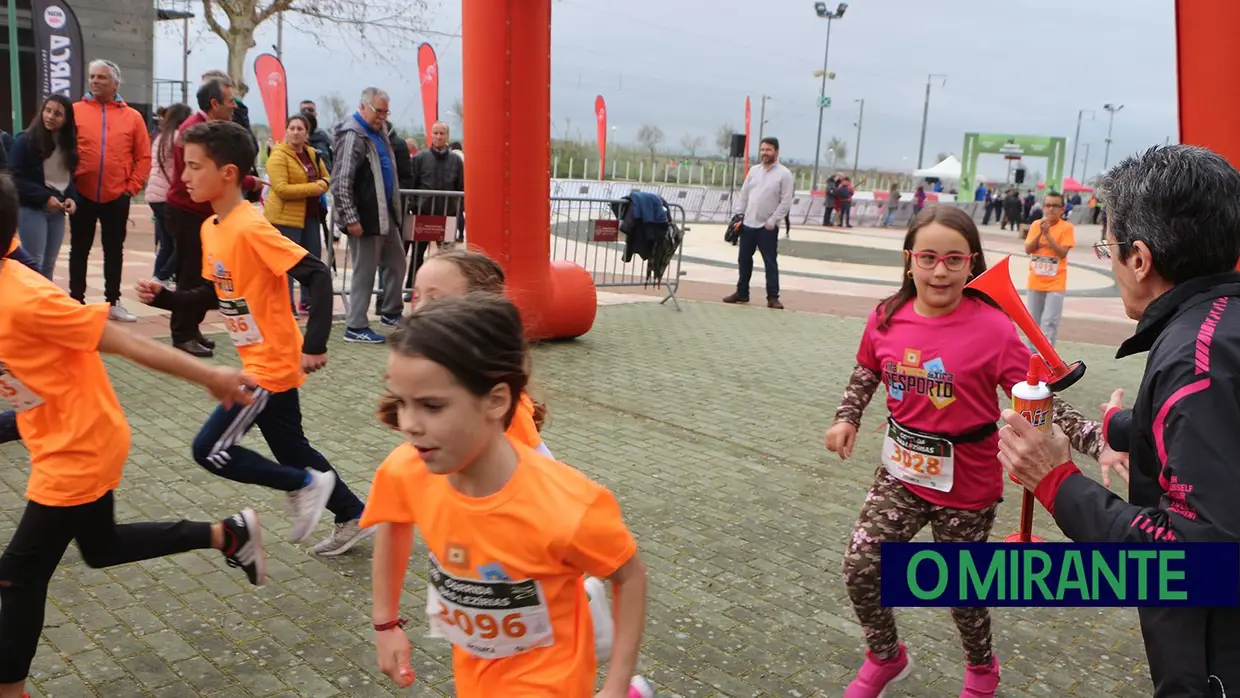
[[264, 113, 330, 313]]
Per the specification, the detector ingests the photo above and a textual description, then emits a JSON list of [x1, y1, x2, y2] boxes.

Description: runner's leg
[[929, 502, 999, 667]]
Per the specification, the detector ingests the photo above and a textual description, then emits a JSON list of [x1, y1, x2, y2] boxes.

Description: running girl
[[364, 293, 647, 698], [823, 206, 1106, 698], [0, 175, 266, 698]]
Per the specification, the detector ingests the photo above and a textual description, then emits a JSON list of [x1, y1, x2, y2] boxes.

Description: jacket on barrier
[[1035, 273, 1240, 696], [409, 147, 464, 217], [610, 191, 681, 287], [330, 115, 399, 238]]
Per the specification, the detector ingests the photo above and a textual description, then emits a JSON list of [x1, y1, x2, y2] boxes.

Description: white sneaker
[[108, 302, 138, 323], [312, 518, 375, 556], [629, 676, 655, 697], [585, 576, 613, 664], [286, 469, 335, 542]]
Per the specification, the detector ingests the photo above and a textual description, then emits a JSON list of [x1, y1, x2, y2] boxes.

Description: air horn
[[965, 255, 1087, 543]]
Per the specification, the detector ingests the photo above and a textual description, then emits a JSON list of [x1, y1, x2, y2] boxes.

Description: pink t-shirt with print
[[856, 296, 1031, 510]]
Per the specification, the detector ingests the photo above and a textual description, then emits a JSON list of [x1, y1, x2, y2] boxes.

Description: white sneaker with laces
[[312, 518, 375, 556], [286, 469, 335, 542], [109, 302, 138, 323]]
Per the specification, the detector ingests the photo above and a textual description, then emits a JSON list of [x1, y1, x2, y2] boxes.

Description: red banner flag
[[418, 43, 440, 138], [254, 53, 288, 143], [595, 95, 607, 181], [744, 96, 752, 173]]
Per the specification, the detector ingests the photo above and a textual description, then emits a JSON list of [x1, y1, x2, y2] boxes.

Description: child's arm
[[97, 323, 253, 406], [1052, 399, 1104, 460], [137, 278, 219, 314], [833, 364, 882, 428], [372, 522, 416, 687], [599, 553, 647, 696]]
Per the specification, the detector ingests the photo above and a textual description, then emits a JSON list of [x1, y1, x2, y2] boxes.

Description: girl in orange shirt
[[364, 293, 649, 698]]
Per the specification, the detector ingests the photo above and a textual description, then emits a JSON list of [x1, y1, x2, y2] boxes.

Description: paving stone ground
[[1, 301, 1155, 697]]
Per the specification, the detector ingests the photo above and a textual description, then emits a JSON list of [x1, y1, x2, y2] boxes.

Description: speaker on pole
[[729, 133, 746, 159], [1014, 166, 1027, 184]]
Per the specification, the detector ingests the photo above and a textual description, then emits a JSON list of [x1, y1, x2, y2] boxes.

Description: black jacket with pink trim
[[1046, 273, 1240, 544]]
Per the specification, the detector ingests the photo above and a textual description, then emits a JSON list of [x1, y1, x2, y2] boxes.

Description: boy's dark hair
[[760, 136, 779, 150], [180, 121, 257, 177], [197, 79, 230, 113], [1044, 190, 1064, 202], [0, 174, 18, 259], [377, 292, 528, 431]]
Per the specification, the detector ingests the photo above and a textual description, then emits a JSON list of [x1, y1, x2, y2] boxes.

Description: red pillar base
[[1003, 532, 1044, 543], [540, 262, 598, 340]]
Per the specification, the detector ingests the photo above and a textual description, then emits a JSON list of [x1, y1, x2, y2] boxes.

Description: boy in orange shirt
[[135, 121, 371, 556], [1023, 190, 1075, 346], [364, 294, 649, 698], [0, 174, 266, 698], [0, 237, 36, 445]]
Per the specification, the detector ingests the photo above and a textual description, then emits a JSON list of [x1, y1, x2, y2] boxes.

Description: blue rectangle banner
[[880, 543, 1240, 607]]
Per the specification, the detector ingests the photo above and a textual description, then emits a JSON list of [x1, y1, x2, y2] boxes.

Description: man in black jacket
[[405, 120, 463, 286], [999, 144, 1240, 697]]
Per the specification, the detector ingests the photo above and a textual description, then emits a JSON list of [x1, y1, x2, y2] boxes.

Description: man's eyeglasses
[[1093, 240, 1128, 260], [908, 250, 974, 272], [365, 102, 391, 116]]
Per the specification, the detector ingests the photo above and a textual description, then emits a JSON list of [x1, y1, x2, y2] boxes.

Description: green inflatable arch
[[959, 133, 1067, 194]]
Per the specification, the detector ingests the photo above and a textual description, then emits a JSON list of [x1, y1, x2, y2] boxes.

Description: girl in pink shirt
[[824, 206, 1105, 698]]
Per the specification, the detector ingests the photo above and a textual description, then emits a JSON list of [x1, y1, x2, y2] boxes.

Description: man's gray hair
[[88, 59, 121, 84], [201, 69, 233, 87], [1099, 144, 1240, 284], [360, 87, 390, 104]]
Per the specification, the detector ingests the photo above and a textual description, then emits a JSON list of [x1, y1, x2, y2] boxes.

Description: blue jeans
[[190, 387, 364, 523], [735, 225, 780, 301], [17, 206, 66, 280], [275, 217, 322, 307], [150, 202, 177, 280]]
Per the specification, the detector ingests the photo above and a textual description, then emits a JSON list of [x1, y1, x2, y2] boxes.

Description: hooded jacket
[[72, 94, 151, 203]]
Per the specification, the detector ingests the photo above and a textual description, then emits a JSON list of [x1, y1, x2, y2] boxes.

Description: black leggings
[[0, 491, 211, 682]]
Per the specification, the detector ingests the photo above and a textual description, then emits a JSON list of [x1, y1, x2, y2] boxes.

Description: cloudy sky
[[155, 0, 1178, 181]]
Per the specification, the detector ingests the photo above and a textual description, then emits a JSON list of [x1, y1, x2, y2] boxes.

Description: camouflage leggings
[[842, 467, 998, 667]]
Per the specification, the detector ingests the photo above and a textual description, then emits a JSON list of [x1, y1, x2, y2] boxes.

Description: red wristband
[[373, 618, 407, 632]]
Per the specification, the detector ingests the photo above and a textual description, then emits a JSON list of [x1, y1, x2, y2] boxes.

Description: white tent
[[913, 155, 962, 180]]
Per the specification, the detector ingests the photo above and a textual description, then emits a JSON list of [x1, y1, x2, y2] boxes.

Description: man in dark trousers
[[723, 137, 794, 310], [1000, 145, 1240, 697]]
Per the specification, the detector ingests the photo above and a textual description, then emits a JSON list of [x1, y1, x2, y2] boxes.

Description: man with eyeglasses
[[329, 87, 407, 344], [998, 144, 1240, 697], [1022, 190, 1075, 346]]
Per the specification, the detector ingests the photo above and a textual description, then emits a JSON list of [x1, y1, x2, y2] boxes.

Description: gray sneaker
[[312, 518, 375, 556], [108, 302, 138, 323], [286, 469, 335, 542]]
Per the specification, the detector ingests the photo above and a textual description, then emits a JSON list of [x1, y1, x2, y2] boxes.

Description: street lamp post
[[916, 74, 947, 169], [1102, 103, 1124, 172], [6, 0, 21, 130], [810, 2, 847, 192], [758, 95, 770, 144], [1070, 109, 1095, 181], [1082, 143, 1091, 185], [851, 98, 864, 180]]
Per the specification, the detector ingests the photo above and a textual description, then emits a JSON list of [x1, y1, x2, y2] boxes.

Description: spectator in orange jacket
[[69, 58, 152, 322]]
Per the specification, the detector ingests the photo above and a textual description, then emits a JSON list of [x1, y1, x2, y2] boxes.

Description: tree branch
[[200, 0, 231, 41]]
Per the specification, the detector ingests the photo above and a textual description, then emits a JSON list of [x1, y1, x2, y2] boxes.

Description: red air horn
[[966, 255, 1088, 543]]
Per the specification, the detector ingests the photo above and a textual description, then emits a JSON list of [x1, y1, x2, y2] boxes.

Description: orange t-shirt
[[1025, 219, 1075, 292], [202, 204, 308, 392], [508, 393, 542, 449], [360, 439, 637, 698], [0, 260, 130, 506]]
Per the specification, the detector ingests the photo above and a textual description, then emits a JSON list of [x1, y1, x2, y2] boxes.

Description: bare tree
[[825, 136, 848, 169], [320, 92, 349, 126], [680, 134, 705, 157], [450, 98, 463, 133], [716, 123, 736, 156], [201, 0, 431, 95], [636, 124, 664, 165]]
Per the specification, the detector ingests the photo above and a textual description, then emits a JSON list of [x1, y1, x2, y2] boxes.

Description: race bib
[[0, 363, 43, 412], [218, 297, 263, 347], [882, 420, 954, 492], [424, 554, 554, 659], [1031, 255, 1060, 277]]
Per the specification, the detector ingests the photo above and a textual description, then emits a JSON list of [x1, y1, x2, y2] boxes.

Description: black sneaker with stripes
[[221, 509, 267, 587]]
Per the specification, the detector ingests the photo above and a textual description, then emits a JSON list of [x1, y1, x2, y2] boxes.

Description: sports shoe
[[961, 655, 1001, 697], [585, 576, 613, 663], [108, 302, 137, 323], [312, 518, 376, 556], [287, 469, 336, 542], [221, 509, 266, 586], [629, 676, 655, 698], [343, 327, 385, 344], [844, 643, 912, 698], [379, 313, 402, 327]]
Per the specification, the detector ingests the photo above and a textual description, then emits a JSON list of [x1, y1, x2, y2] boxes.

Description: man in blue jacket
[[998, 144, 1240, 697]]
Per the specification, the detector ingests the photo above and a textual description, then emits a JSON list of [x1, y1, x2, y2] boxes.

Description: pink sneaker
[[960, 655, 1001, 697], [844, 643, 912, 698]]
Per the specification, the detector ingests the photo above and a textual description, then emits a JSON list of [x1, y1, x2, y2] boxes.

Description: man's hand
[[997, 408, 1072, 491], [205, 367, 258, 408], [302, 353, 328, 374], [1102, 388, 1124, 416], [764, 222, 775, 230], [134, 279, 164, 305], [346, 222, 363, 236]]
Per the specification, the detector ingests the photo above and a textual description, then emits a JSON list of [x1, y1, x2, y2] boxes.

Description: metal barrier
[[329, 190, 687, 316]]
